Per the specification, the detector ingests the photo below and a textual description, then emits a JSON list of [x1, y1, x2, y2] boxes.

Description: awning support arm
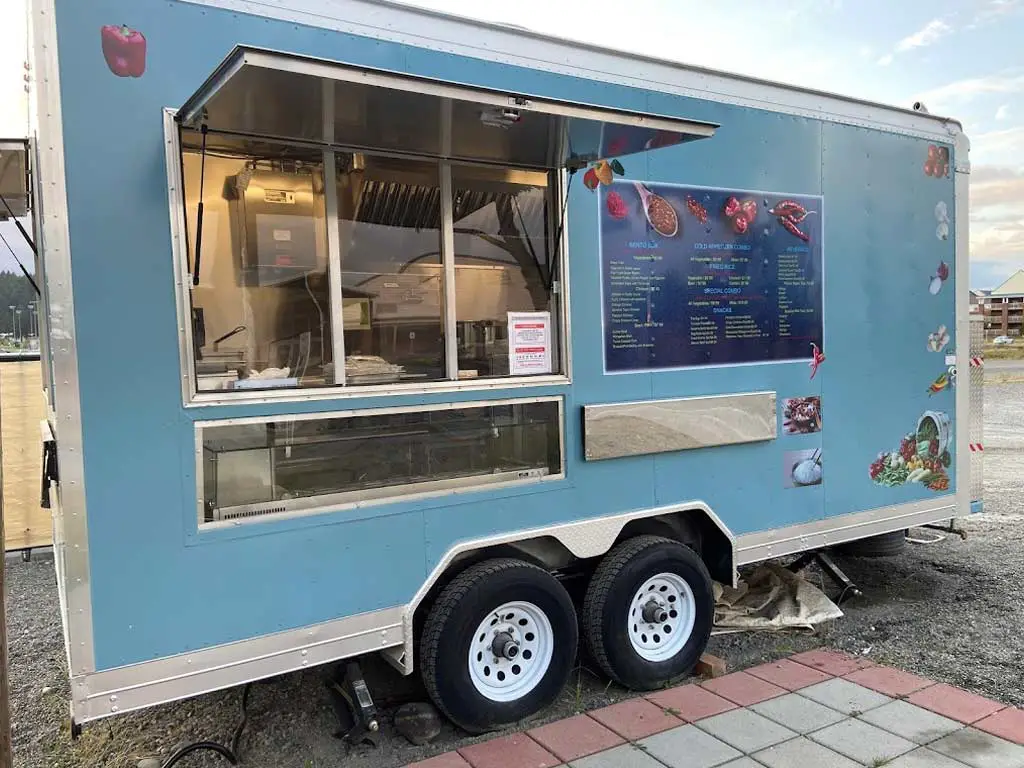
[[547, 169, 575, 294], [191, 124, 209, 287]]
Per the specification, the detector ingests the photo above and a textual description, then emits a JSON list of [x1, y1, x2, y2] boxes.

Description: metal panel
[[76, 606, 403, 723], [583, 392, 776, 461], [176, 47, 717, 170], [30, 0, 95, 676], [176, 0, 961, 142], [969, 315, 984, 508]]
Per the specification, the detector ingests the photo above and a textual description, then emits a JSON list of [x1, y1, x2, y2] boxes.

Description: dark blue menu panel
[[600, 180, 824, 373]]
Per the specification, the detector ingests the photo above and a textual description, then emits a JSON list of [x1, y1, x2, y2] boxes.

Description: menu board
[[600, 180, 824, 372]]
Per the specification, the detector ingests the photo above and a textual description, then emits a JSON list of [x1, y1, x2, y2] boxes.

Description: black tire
[[582, 536, 713, 691], [419, 558, 578, 734], [834, 530, 907, 558]]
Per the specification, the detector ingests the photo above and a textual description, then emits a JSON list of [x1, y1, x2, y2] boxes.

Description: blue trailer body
[[30, 0, 975, 726]]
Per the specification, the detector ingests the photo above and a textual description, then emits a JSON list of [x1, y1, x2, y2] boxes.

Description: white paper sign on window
[[508, 311, 552, 376]]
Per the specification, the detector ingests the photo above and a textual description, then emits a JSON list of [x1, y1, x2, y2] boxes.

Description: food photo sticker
[[869, 411, 952, 493], [927, 370, 952, 396], [101, 25, 147, 78], [722, 196, 758, 235], [935, 200, 950, 241], [784, 448, 822, 489], [782, 396, 822, 435], [929, 260, 949, 296], [927, 324, 950, 353], [635, 183, 679, 237]]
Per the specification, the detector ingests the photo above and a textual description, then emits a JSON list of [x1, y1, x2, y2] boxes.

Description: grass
[[982, 342, 1024, 360]]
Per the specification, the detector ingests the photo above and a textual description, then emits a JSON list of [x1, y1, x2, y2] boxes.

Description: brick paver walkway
[[407, 651, 1024, 768]]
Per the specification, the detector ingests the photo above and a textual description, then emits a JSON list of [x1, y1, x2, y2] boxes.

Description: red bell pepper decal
[[101, 25, 147, 78]]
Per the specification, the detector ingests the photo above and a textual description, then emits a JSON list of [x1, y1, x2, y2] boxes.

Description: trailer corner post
[[0, 455, 12, 768]]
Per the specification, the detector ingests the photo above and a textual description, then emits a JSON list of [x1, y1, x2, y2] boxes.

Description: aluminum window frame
[[193, 394, 567, 529], [164, 109, 572, 406]]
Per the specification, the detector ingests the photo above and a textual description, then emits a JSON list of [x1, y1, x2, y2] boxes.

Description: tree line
[[0, 272, 39, 336]]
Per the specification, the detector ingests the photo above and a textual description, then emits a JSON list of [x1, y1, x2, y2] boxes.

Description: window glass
[[451, 167, 559, 379], [335, 155, 445, 384], [200, 399, 562, 523], [181, 132, 333, 392]]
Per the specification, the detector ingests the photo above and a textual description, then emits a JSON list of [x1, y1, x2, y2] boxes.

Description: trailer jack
[[788, 550, 863, 605], [326, 662, 380, 747]]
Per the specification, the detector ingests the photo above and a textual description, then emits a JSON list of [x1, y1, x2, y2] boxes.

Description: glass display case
[[199, 398, 562, 524]]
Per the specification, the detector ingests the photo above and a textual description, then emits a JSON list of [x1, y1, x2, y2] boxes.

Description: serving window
[[197, 397, 563, 525], [178, 134, 564, 394], [169, 45, 717, 400]]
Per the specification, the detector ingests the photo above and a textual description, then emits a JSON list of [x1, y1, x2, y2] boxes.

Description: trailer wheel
[[419, 558, 578, 734], [582, 536, 713, 691]]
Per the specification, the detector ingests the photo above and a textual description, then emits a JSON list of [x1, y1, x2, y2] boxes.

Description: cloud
[[969, 0, 1023, 29], [916, 71, 1024, 109], [996, 104, 1011, 120], [877, 18, 952, 67], [969, 164, 1024, 264], [895, 19, 953, 52], [975, 126, 1024, 157]]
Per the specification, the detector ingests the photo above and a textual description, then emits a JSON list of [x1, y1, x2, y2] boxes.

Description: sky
[[0, 0, 1021, 288]]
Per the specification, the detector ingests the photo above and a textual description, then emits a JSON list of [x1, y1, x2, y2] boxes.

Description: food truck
[[22, 0, 981, 739]]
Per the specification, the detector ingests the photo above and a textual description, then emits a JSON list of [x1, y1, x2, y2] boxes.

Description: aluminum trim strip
[[74, 606, 403, 723], [735, 499, 958, 564], [324, 149, 346, 385], [953, 129, 971, 519], [398, 500, 737, 674], [30, 0, 96, 675]]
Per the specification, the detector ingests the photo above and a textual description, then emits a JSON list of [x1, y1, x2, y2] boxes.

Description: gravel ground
[[8, 382, 1023, 768]]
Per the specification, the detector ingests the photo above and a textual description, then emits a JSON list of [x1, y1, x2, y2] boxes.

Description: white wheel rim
[[628, 572, 697, 662], [468, 601, 554, 702]]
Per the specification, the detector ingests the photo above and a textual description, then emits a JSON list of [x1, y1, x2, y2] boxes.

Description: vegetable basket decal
[[869, 411, 952, 493]]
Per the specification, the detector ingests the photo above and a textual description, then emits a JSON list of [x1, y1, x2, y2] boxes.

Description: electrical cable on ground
[[158, 683, 252, 767]]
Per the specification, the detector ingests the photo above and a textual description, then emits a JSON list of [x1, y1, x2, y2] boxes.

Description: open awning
[[177, 47, 718, 170], [0, 139, 30, 220]]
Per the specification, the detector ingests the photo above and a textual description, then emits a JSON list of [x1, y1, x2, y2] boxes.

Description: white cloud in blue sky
[[0, 0, 1021, 287]]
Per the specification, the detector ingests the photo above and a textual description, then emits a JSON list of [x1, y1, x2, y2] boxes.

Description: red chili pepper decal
[[809, 343, 825, 379], [779, 215, 810, 242], [769, 199, 816, 242], [101, 24, 147, 78], [685, 195, 708, 224], [768, 200, 805, 219]]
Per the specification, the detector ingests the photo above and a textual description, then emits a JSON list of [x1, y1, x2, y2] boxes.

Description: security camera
[[912, 101, 929, 114]]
